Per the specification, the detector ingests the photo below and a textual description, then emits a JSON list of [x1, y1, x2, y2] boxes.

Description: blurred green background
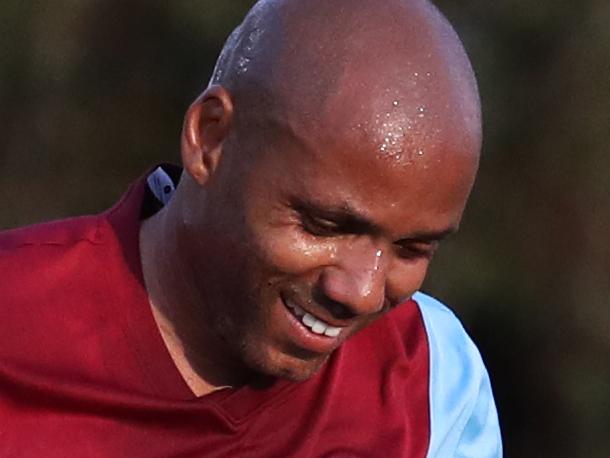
[[1, 1, 608, 456]]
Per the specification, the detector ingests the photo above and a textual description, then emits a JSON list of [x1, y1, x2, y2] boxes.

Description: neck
[[139, 204, 251, 397]]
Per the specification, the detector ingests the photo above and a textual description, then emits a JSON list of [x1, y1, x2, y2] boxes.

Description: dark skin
[[140, 0, 481, 396]]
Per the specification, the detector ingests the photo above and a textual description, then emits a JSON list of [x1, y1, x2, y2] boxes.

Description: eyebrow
[[292, 198, 378, 233], [291, 197, 459, 243], [396, 227, 458, 244]]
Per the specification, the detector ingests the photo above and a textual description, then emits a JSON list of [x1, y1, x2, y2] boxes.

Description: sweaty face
[[182, 103, 479, 382]]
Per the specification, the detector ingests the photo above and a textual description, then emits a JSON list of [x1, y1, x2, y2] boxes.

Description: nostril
[[328, 301, 354, 320], [312, 286, 357, 320]]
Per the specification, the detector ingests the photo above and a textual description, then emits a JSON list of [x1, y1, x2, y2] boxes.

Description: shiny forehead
[[213, 0, 481, 172]]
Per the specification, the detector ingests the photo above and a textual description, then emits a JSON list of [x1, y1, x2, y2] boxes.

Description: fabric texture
[[415, 293, 503, 458], [0, 166, 501, 457]]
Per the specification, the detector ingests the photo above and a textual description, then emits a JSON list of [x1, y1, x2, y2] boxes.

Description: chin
[[244, 343, 330, 382], [274, 359, 327, 382]]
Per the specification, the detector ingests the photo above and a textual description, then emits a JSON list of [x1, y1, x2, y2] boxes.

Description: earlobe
[[181, 85, 234, 186]]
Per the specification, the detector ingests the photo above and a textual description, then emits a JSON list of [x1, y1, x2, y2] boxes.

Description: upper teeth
[[285, 300, 342, 338]]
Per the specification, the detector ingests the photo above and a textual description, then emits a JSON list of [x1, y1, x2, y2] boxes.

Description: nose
[[318, 239, 387, 317]]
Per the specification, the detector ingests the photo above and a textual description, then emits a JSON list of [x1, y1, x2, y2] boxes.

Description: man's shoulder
[[380, 292, 476, 359], [0, 215, 114, 301], [0, 215, 105, 252], [0, 211, 138, 381], [384, 291, 487, 391], [411, 291, 476, 354], [411, 291, 491, 392], [411, 292, 503, 458]]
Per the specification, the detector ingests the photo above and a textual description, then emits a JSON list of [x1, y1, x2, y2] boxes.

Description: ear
[[181, 85, 235, 186]]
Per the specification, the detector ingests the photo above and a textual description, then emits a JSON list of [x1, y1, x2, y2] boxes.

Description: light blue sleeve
[[413, 292, 503, 458]]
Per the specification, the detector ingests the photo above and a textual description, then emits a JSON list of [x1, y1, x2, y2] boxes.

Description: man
[[0, 0, 501, 456]]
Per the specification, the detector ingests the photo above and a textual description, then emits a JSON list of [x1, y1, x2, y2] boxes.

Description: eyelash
[[394, 243, 435, 261], [299, 214, 342, 237], [300, 215, 436, 262]]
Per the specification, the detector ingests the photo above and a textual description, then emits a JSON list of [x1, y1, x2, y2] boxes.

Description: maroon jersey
[[0, 171, 431, 457]]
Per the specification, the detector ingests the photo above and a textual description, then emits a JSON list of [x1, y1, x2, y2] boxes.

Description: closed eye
[[300, 213, 343, 237], [393, 240, 437, 260], [293, 200, 375, 237]]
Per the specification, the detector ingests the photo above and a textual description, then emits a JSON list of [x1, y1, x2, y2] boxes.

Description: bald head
[[207, 0, 480, 167]]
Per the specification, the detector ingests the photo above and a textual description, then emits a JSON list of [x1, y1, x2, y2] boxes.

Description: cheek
[[386, 259, 431, 303], [253, 226, 335, 277]]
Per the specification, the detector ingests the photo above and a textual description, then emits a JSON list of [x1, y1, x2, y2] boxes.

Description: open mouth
[[283, 298, 343, 338]]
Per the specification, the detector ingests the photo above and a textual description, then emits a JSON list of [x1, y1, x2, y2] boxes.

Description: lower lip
[[280, 298, 343, 354]]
